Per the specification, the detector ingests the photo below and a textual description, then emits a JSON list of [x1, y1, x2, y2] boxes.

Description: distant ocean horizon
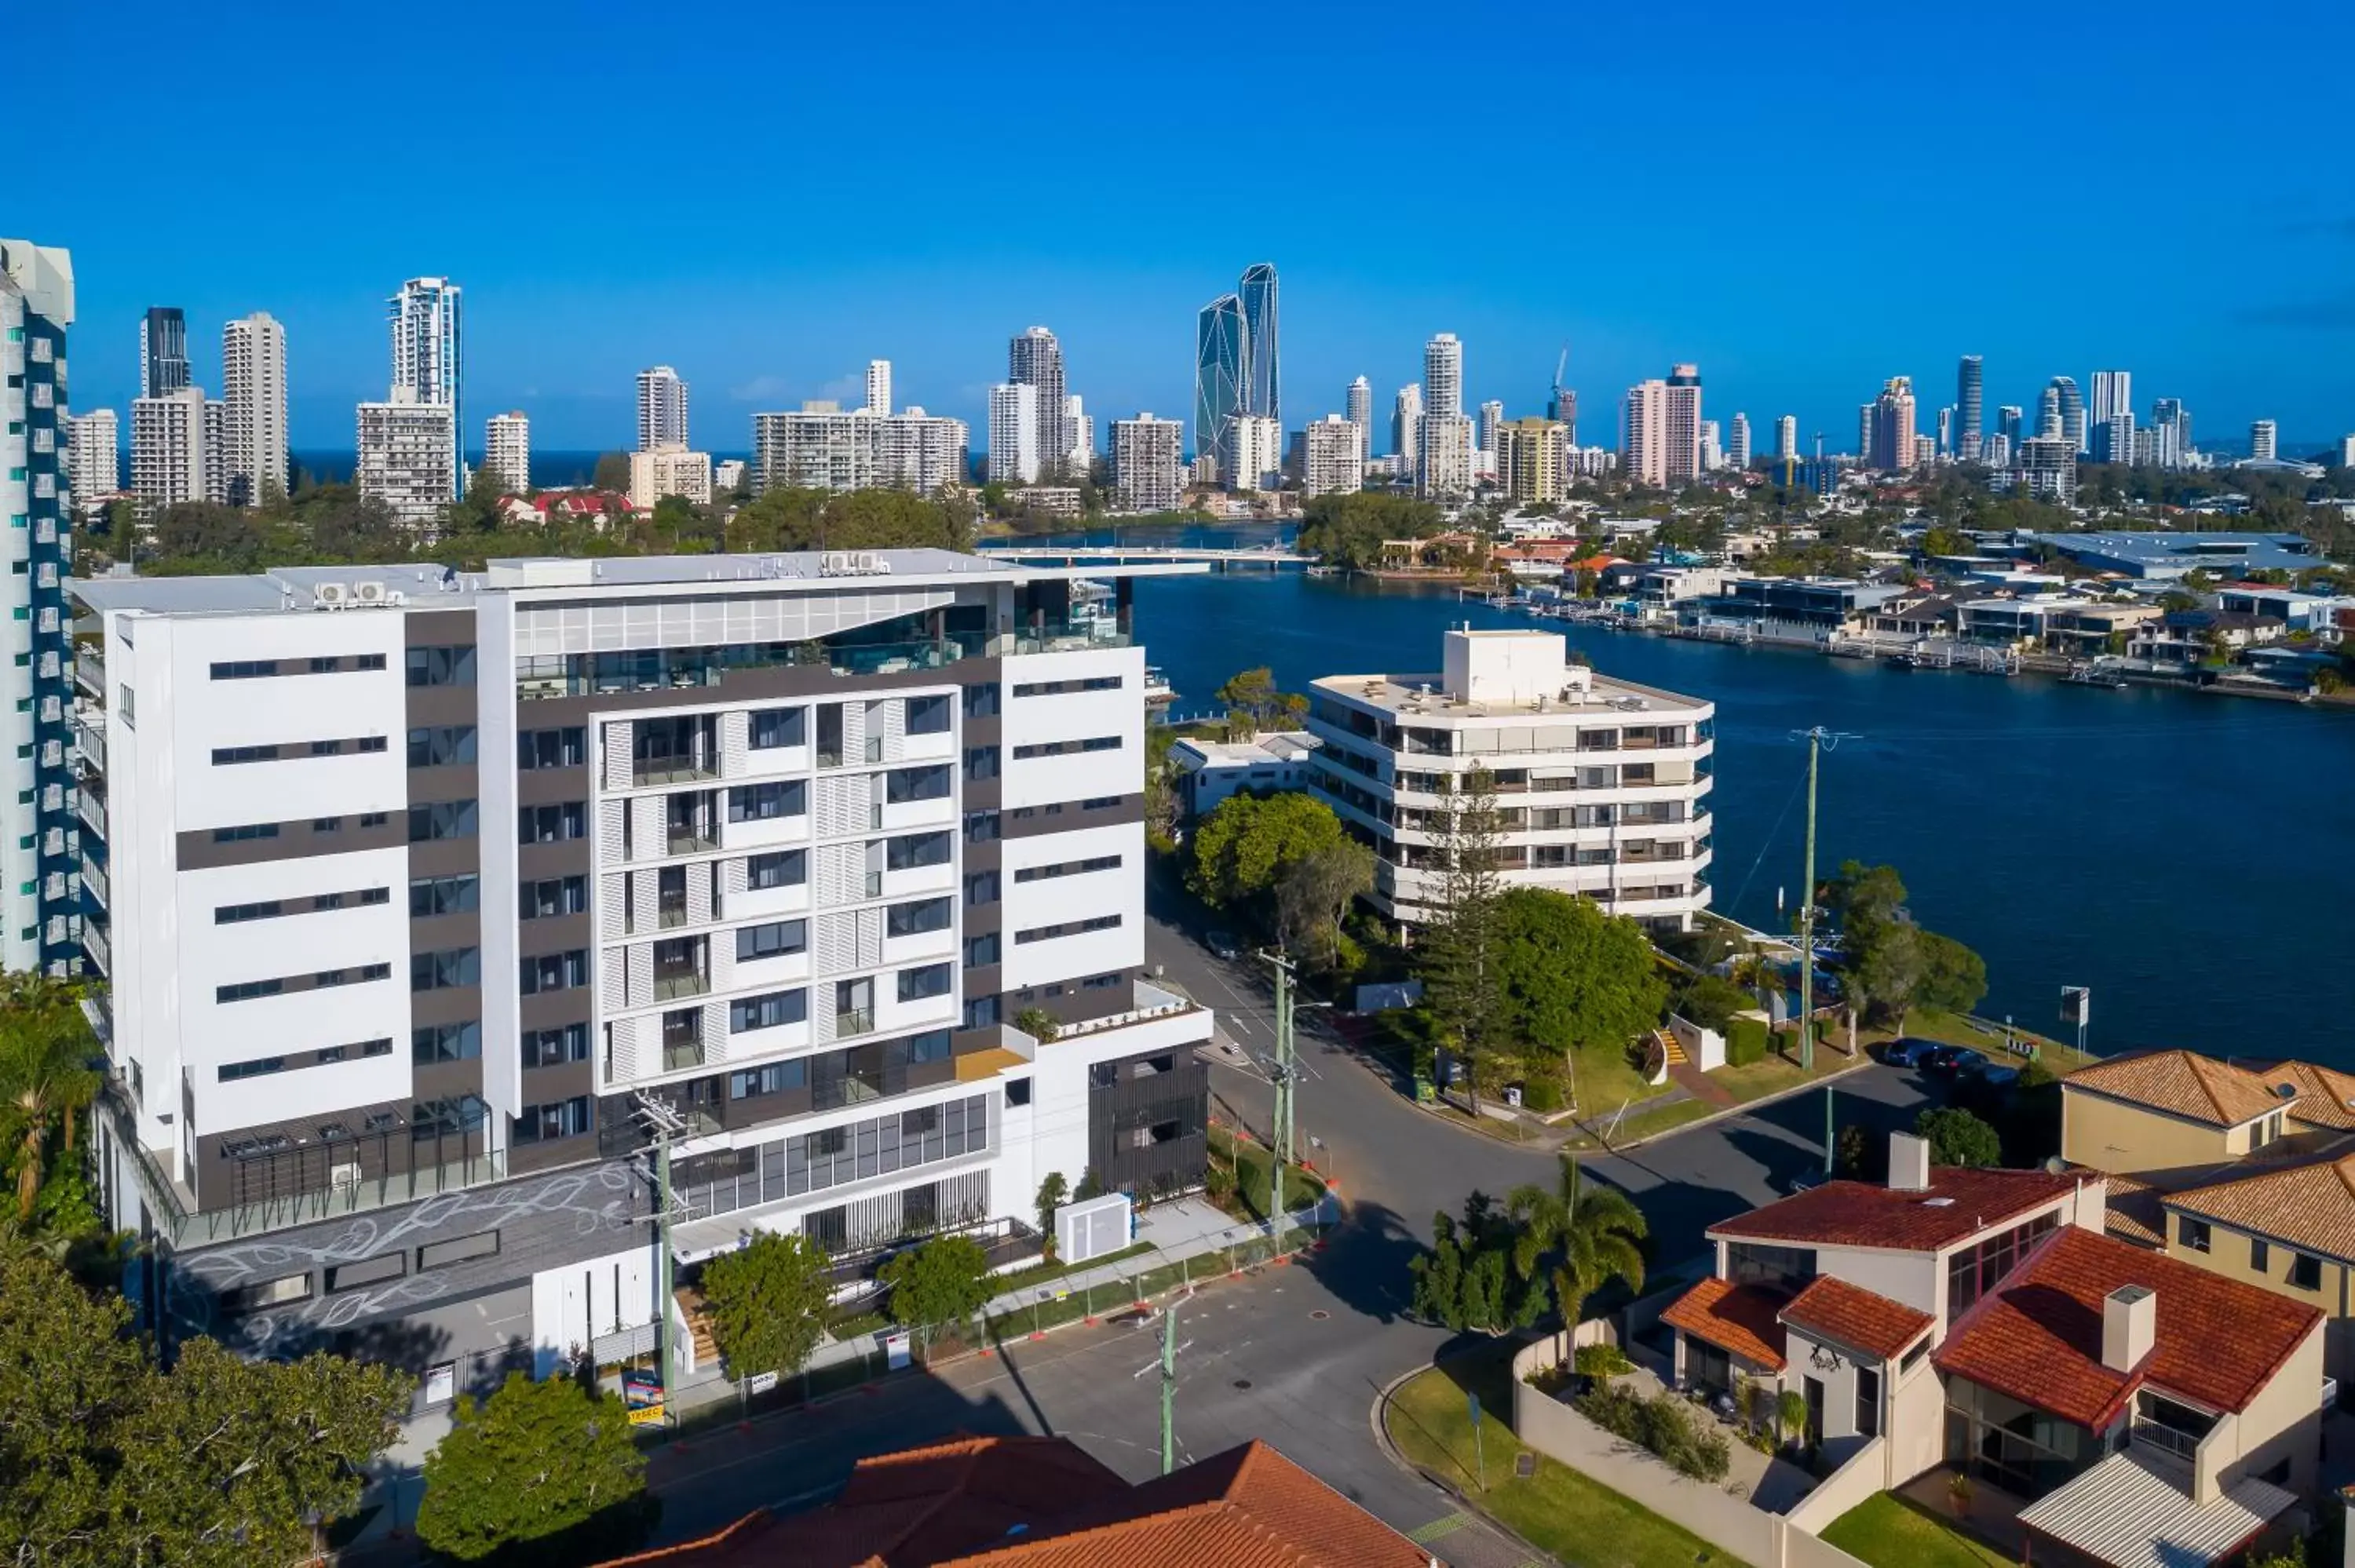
[[287, 449, 754, 489]]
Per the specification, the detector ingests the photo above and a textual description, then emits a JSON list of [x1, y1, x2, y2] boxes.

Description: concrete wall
[[1669, 1014, 1725, 1072], [2196, 1317, 2326, 1504], [1785, 1435, 1888, 1534]]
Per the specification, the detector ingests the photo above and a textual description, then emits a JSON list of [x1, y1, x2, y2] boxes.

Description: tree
[[1492, 888, 1667, 1061], [1272, 839, 1375, 968], [1915, 1106, 2003, 1168], [1419, 769, 1512, 1114], [1916, 932, 1988, 1017], [879, 1234, 995, 1345], [1187, 791, 1348, 911], [0, 974, 102, 1218], [1213, 667, 1306, 736], [1675, 973, 1754, 1034], [698, 1231, 831, 1380], [1407, 1194, 1546, 1335], [1506, 1155, 1648, 1335], [416, 1371, 654, 1565], [0, 1241, 411, 1567], [589, 452, 632, 493], [1013, 1005, 1060, 1043], [1034, 1172, 1069, 1237], [1849, 921, 1928, 1030]]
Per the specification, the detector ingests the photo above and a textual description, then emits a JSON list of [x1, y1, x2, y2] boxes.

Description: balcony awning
[[2016, 1448, 2296, 1568]]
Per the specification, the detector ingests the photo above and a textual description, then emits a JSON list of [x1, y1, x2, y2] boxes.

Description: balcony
[[79, 853, 105, 910], [519, 635, 986, 702], [75, 658, 103, 702], [835, 1007, 874, 1037], [2130, 1420, 2202, 1464], [666, 830, 717, 855], [82, 918, 109, 976], [654, 968, 710, 1001], [76, 782, 107, 841]]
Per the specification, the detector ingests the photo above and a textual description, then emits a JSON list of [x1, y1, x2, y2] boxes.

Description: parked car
[[1206, 931, 1243, 961], [1956, 1052, 2022, 1088], [1921, 1045, 1973, 1075], [1882, 1037, 1940, 1067]]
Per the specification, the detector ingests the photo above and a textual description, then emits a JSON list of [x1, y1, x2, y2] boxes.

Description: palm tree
[[1506, 1154, 1648, 1350], [0, 975, 101, 1220]]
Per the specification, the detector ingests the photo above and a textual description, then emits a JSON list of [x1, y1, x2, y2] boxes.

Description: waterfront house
[[1659, 1132, 2324, 1568], [1689, 575, 1906, 640], [2046, 601, 2160, 658], [1865, 591, 1966, 640], [2017, 531, 2319, 582], [2130, 608, 2284, 666], [1956, 595, 2089, 648], [1169, 731, 1319, 821], [2215, 583, 2336, 632]]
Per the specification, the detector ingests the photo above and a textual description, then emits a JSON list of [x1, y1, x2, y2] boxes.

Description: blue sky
[[31, 0, 2355, 454]]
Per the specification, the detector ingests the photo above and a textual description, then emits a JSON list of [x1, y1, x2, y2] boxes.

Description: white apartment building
[[132, 388, 209, 516], [220, 312, 288, 508], [1230, 414, 1281, 491], [1346, 377, 1371, 441], [1308, 628, 1715, 932], [1728, 413, 1751, 470], [638, 366, 689, 451], [485, 411, 531, 495], [388, 279, 462, 505], [1064, 395, 1093, 471], [865, 360, 891, 418], [1, 237, 76, 975], [1303, 414, 1365, 498], [877, 410, 969, 497], [1775, 414, 1798, 461], [988, 384, 1041, 484], [1623, 380, 1669, 487], [357, 394, 459, 530], [1425, 334, 1463, 419], [754, 405, 879, 494], [2251, 420, 2278, 462], [1110, 415, 1183, 513], [75, 548, 1216, 1391], [203, 401, 230, 507], [629, 445, 713, 509], [1393, 385, 1423, 480], [1417, 413, 1473, 499], [1478, 400, 1503, 457], [714, 460, 747, 494], [70, 408, 120, 501]]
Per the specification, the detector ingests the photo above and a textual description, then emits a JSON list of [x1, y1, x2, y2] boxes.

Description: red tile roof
[[592, 1436, 1428, 1568], [1933, 1226, 2320, 1430], [1661, 1278, 1788, 1370], [2063, 1049, 2289, 1129], [1777, 1275, 1934, 1361], [1707, 1168, 2081, 1253]]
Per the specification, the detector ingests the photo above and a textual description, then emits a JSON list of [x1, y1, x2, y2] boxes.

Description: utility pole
[[633, 1093, 689, 1421], [1159, 1300, 1179, 1475], [1264, 950, 1297, 1253], [1789, 727, 1858, 1175]]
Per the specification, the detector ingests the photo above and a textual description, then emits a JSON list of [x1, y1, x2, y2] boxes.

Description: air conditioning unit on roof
[[312, 582, 349, 609], [352, 580, 388, 606]]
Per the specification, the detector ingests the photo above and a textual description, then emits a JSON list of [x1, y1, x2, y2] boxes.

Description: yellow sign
[[626, 1402, 666, 1428]]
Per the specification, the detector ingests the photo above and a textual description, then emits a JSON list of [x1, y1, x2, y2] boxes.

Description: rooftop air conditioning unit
[[352, 580, 388, 606], [312, 582, 349, 610]]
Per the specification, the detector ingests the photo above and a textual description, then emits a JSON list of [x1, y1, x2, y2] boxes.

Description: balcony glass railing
[[654, 970, 710, 1001], [635, 758, 717, 786], [662, 1039, 706, 1073], [835, 1007, 874, 1037]]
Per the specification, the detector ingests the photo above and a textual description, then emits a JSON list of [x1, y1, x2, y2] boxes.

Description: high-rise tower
[[1193, 297, 1246, 480], [140, 306, 188, 397], [386, 278, 462, 501], [1238, 263, 1279, 428], [220, 312, 288, 508], [1956, 355, 1984, 461], [637, 366, 689, 451], [1008, 328, 1068, 472]]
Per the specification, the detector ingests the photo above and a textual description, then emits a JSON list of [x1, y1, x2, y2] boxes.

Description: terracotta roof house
[[592, 1434, 1438, 1567], [1658, 1131, 2328, 1568]]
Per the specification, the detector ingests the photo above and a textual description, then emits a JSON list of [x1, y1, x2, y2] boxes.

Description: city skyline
[[33, 3, 2355, 454]]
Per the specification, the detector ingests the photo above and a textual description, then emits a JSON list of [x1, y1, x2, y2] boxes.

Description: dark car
[[1921, 1045, 1973, 1075], [1206, 931, 1243, 961], [1956, 1052, 2022, 1088], [1882, 1037, 1940, 1067]]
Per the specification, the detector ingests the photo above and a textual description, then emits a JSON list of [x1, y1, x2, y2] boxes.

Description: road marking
[[1407, 1511, 1473, 1544]]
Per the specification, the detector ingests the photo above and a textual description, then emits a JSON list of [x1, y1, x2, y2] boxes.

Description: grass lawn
[[1819, 1491, 2012, 1568], [1384, 1353, 1748, 1568], [1904, 1008, 2094, 1073], [1208, 1126, 1327, 1222]]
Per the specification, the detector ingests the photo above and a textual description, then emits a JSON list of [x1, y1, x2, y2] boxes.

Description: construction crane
[[1549, 343, 1576, 434]]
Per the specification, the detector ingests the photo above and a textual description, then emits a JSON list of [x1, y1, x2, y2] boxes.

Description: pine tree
[[1419, 765, 1512, 1114]]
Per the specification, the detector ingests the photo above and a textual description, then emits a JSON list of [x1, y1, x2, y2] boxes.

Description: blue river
[[1035, 524, 2355, 1063]]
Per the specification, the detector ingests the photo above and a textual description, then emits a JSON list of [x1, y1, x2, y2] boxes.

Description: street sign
[[2061, 986, 2090, 1026], [1467, 1391, 1485, 1487]]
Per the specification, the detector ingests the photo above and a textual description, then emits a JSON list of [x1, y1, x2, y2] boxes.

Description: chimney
[[2102, 1285, 2155, 1373], [1889, 1132, 1931, 1191]]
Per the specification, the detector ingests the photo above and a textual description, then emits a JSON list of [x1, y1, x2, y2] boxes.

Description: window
[[1946, 1211, 2061, 1313], [1005, 1076, 1031, 1107], [411, 948, 480, 992], [736, 920, 807, 961], [2252, 1238, 2271, 1274], [519, 950, 589, 994], [728, 780, 805, 822], [963, 810, 999, 844], [1083, 972, 1122, 990], [730, 1059, 806, 1099], [215, 899, 285, 924], [963, 932, 999, 968], [898, 963, 952, 1002], [405, 645, 477, 687], [517, 802, 586, 843], [2178, 1215, 2212, 1253], [746, 849, 806, 889], [730, 988, 808, 1033], [407, 726, 477, 768], [217, 979, 285, 1004], [213, 822, 280, 843], [408, 800, 478, 841], [520, 1023, 590, 1067], [222, 1272, 312, 1312], [885, 764, 951, 804], [963, 681, 1000, 718], [520, 876, 587, 918], [356, 653, 388, 671], [513, 1097, 593, 1144], [411, 1097, 487, 1141], [417, 1230, 500, 1270], [315, 964, 392, 988], [1856, 1365, 1881, 1439], [315, 817, 343, 833], [211, 743, 281, 766], [905, 695, 951, 735], [1013, 854, 1122, 884], [1011, 676, 1123, 696], [886, 831, 951, 870], [2292, 1253, 2324, 1291], [964, 871, 999, 907], [1081, 795, 1123, 810], [325, 1254, 405, 1294], [410, 874, 480, 917], [210, 659, 277, 680], [356, 736, 389, 753], [963, 745, 999, 782], [888, 897, 951, 937], [749, 707, 805, 749], [909, 1029, 952, 1064], [518, 727, 586, 769], [413, 1023, 482, 1063], [219, 1056, 287, 1081], [1014, 913, 1123, 945], [1011, 736, 1122, 760]]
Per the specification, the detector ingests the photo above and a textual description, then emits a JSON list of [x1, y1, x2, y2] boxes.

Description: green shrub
[[1676, 974, 1751, 1034], [1573, 1342, 1633, 1379], [1573, 1384, 1729, 1482], [2019, 1058, 2058, 1090], [1519, 1075, 1565, 1114], [1725, 1016, 1770, 1067]]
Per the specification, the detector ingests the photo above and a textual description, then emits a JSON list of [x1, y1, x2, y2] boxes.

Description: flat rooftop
[[1313, 669, 1707, 717], [71, 549, 1207, 619]]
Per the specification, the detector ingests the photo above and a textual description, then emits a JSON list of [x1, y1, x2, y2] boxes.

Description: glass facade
[[1194, 294, 1245, 475]]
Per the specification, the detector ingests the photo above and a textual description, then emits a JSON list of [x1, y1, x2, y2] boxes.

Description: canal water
[[1031, 524, 2355, 1063]]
